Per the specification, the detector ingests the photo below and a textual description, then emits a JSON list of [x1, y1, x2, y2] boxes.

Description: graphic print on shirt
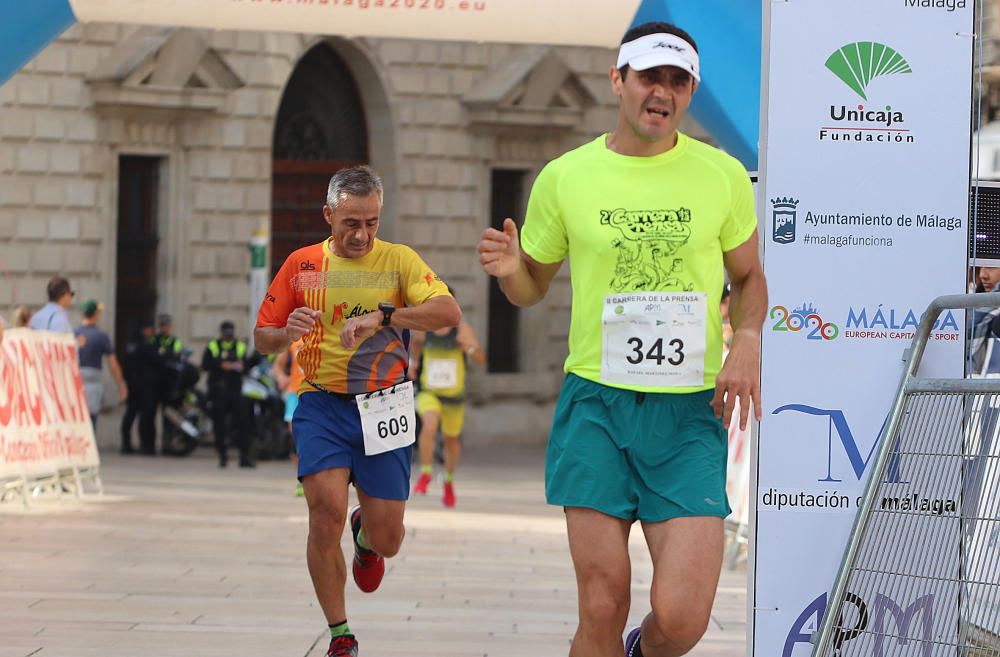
[[601, 207, 694, 292]]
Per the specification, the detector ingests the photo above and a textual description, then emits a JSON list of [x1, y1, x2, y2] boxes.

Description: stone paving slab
[[0, 446, 747, 657]]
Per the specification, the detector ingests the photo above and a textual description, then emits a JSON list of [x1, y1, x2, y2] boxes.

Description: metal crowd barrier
[[813, 292, 1000, 657]]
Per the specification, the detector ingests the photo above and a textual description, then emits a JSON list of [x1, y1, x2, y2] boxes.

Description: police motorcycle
[[160, 348, 213, 457], [242, 355, 290, 461]]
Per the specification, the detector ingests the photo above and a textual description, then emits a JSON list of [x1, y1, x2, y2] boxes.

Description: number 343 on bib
[[601, 292, 707, 387]]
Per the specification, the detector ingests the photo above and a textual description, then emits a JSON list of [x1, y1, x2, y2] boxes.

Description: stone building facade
[[0, 23, 710, 444]]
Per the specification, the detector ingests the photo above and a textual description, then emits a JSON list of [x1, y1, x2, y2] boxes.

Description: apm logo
[[825, 42, 912, 100], [771, 404, 905, 483], [784, 591, 933, 657]]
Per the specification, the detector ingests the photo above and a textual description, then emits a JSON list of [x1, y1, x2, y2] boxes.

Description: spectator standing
[[74, 300, 127, 429], [12, 305, 31, 328], [28, 276, 74, 333]]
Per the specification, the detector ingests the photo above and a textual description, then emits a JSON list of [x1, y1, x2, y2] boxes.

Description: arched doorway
[[271, 43, 368, 276]]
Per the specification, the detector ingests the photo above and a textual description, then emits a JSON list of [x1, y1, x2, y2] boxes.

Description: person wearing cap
[[254, 165, 460, 657], [28, 276, 74, 333], [120, 319, 162, 455], [202, 320, 251, 468], [478, 20, 767, 657], [74, 301, 127, 429]]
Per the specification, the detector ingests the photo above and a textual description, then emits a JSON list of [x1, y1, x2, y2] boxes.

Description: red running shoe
[[442, 481, 456, 508], [326, 634, 359, 657], [413, 472, 432, 495], [350, 505, 385, 593]]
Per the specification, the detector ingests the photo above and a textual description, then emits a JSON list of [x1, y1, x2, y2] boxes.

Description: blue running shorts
[[292, 390, 412, 500]]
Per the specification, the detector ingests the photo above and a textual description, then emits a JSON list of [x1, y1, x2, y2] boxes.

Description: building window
[[488, 168, 528, 373]]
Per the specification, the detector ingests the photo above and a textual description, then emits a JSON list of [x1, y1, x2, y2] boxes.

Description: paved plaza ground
[[0, 440, 747, 657]]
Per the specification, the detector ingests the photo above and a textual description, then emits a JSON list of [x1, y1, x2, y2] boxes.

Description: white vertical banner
[[248, 228, 269, 351], [754, 1, 973, 656]]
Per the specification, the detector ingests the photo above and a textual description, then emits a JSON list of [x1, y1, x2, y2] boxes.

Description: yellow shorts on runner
[[416, 391, 465, 436]]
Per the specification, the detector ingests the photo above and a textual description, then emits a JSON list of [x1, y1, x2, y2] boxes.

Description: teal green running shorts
[[545, 373, 732, 522]]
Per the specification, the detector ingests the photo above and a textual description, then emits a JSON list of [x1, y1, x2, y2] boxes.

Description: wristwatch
[[378, 301, 395, 327]]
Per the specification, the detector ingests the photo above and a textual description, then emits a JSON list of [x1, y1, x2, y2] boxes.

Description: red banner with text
[[0, 328, 100, 481]]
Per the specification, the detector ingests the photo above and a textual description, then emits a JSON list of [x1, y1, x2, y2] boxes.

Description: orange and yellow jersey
[[256, 238, 451, 395]]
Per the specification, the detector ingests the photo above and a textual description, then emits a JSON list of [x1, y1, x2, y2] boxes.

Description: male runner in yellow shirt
[[256, 166, 460, 657], [479, 21, 766, 657]]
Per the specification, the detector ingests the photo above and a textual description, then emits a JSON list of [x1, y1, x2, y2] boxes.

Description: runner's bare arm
[[478, 218, 562, 307], [407, 330, 426, 380], [713, 230, 768, 430], [341, 296, 461, 350], [254, 307, 322, 355], [456, 320, 487, 366]]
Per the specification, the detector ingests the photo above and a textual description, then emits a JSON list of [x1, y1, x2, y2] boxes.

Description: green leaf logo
[[825, 42, 912, 100]]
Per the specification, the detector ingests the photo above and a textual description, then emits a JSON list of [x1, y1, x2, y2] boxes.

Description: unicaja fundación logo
[[820, 42, 915, 145], [825, 41, 912, 100]]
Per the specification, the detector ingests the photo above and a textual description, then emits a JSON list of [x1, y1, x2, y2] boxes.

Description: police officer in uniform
[[153, 313, 184, 443], [155, 313, 184, 361], [121, 319, 161, 455], [202, 320, 252, 468]]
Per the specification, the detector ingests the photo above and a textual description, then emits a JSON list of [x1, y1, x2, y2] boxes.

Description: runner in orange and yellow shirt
[[254, 166, 460, 657]]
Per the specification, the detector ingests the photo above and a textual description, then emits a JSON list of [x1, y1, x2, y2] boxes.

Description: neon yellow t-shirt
[[419, 327, 466, 399], [521, 132, 757, 393]]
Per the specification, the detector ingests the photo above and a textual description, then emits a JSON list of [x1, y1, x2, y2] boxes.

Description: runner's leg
[[354, 486, 406, 557], [441, 432, 460, 507], [418, 410, 440, 472], [565, 507, 632, 657], [302, 467, 352, 623], [443, 434, 460, 476], [414, 409, 440, 494], [637, 517, 723, 656]]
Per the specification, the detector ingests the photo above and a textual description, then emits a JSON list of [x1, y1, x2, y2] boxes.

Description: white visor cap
[[616, 33, 700, 82]]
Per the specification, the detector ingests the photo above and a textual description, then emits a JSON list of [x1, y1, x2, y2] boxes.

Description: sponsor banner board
[[754, 0, 973, 654]]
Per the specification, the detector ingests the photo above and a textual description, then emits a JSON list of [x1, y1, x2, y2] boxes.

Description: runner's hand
[[286, 307, 321, 342], [340, 312, 381, 350], [478, 218, 521, 278], [711, 329, 762, 431]]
